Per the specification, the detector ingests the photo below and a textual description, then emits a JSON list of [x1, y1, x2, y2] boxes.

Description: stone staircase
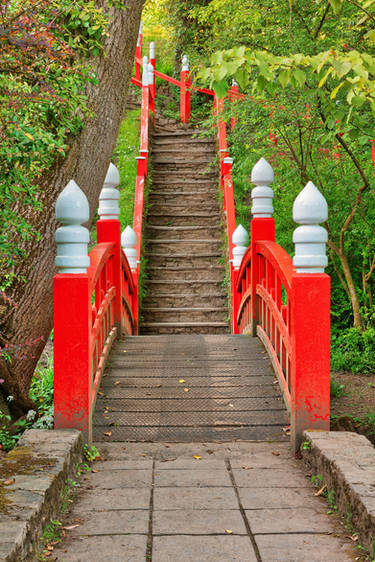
[[141, 123, 229, 334]]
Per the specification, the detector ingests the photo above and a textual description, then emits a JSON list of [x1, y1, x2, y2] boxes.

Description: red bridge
[[53, 30, 330, 452]]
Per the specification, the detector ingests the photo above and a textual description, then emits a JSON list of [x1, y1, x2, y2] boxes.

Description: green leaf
[[330, 81, 345, 99], [212, 80, 228, 99], [329, 0, 343, 14], [234, 68, 249, 90], [293, 69, 306, 87], [278, 69, 290, 88], [332, 60, 351, 79], [213, 65, 228, 82], [318, 67, 333, 88]]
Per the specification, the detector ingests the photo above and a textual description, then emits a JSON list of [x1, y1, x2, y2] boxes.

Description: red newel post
[[135, 21, 143, 82], [53, 180, 92, 441], [180, 55, 191, 123], [250, 158, 275, 335], [149, 41, 156, 100], [97, 163, 122, 329], [290, 181, 330, 450], [229, 80, 239, 132]]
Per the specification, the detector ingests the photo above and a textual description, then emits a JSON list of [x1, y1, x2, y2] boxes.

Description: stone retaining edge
[[0, 429, 83, 562], [301, 430, 375, 556]]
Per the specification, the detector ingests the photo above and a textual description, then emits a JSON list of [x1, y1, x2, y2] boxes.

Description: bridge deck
[[94, 334, 288, 443]]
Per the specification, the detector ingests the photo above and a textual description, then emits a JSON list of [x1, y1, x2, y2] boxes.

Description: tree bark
[[0, 0, 145, 417]]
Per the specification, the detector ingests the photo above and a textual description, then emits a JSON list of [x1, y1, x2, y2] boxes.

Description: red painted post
[[180, 56, 191, 123], [290, 273, 330, 450], [54, 275, 92, 440], [229, 80, 239, 132], [135, 22, 143, 82], [97, 220, 122, 326], [149, 41, 156, 100]]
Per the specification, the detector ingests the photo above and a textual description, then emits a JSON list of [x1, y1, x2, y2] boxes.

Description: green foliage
[[83, 444, 100, 462], [0, 0, 107, 278], [331, 327, 375, 373], [113, 107, 141, 230]]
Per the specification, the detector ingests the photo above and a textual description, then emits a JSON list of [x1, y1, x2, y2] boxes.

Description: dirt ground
[[330, 371, 375, 445]]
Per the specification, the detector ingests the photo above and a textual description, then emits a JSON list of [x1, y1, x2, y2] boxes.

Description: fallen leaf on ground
[[46, 545, 54, 551], [98, 391, 104, 396], [184, 388, 189, 392], [114, 381, 120, 385], [4, 478, 15, 485], [272, 451, 280, 456], [225, 529, 233, 534], [193, 455, 201, 460], [43, 553, 52, 558], [104, 431, 112, 437], [91, 469, 99, 473], [282, 426, 291, 435], [314, 484, 327, 497], [179, 379, 185, 383], [63, 524, 80, 530], [346, 535, 358, 542], [242, 466, 251, 470]]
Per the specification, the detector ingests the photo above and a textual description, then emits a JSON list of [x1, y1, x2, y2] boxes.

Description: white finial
[[293, 181, 328, 273], [223, 157, 233, 165], [232, 79, 239, 87], [98, 163, 120, 220], [149, 41, 155, 60], [139, 21, 143, 35], [251, 157, 274, 218], [55, 180, 90, 274], [182, 55, 190, 72], [121, 226, 137, 271], [147, 62, 154, 86], [232, 225, 249, 269], [142, 56, 149, 86]]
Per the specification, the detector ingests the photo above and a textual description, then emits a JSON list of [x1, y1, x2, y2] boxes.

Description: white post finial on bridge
[[139, 21, 143, 36], [142, 56, 149, 86], [251, 157, 274, 218], [55, 180, 90, 274], [232, 224, 249, 270], [98, 163, 121, 220], [232, 79, 239, 88], [149, 41, 155, 60], [121, 226, 137, 271], [182, 55, 190, 72], [293, 181, 328, 273], [147, 62, 154, 87]]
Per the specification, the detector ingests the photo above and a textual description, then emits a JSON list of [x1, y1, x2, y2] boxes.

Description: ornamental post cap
[[223, 157, 233, 164], [232, 224, 249, 246], [56, 180, 89, 225], [139, 21, 143, 35], [150, 41, 155, 58], [104, 162, 120, 189], [251, 157, 274, 186], [232, 79, 239, 87], [121, 225, 137, 248], [142, 56, 149, 86], [182, 55, 190, 71], [293, 181, 328, 225]]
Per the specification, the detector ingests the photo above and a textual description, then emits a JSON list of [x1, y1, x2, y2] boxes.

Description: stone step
[[145, 255, 223, 270], [146, 240, 222, 255], [144, 279, 227, 296], [148, 191, 217, 198], [144, 265, 225, 281], [148, 195, 219, 209], [147, 215, 220, 227], [140, 321, 230, 335], [142, 293, 228, 308], [148, 201, 219, 211], [152, 147, 216, 155]]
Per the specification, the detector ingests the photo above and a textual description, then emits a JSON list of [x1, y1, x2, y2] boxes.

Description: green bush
[[331, 327, 375, 374]]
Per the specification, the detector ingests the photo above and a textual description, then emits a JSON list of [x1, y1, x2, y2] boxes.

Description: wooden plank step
[[141, 322, 229, 328], [146, 225, 218, 230], [145, 253, 221, 258], [148, 192, 217, 197], [142, 307, 226, 312], [147, 239, 221, 244]]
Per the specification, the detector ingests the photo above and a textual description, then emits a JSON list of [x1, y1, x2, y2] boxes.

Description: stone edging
[[0, 429, 82, 561], [301, 429, 375, 556]]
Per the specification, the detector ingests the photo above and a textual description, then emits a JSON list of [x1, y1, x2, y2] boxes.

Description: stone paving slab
[[69, 509, 149, 535], [154, 468, 232, 487], [54, 535, 147, 562], [52, 441, 360, 562], [255, 533, 356, 561], [152, 535, 258, 562], [153, 508, 247, 535]]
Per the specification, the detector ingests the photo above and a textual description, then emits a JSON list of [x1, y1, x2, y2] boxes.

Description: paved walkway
[[53, 441, 359, 561]]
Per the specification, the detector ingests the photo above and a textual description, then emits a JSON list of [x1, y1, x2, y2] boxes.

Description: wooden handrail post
[[229, 80, 239, 132], [180, 55, 191, 123], [97, 163, 122, 329], [290, 182, 330, 451], [149, 41, 156, 99], [122, 226, 139, 332], [54, 180, 92, 441], [232, 225, 249, 334], [250, 158, 275, 336]]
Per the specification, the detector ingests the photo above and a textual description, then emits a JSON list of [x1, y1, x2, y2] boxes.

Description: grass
[[113, 107, 141, 230]]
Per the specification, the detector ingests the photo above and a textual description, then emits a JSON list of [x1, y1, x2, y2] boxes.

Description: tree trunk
[[0, 0, 145, 418]]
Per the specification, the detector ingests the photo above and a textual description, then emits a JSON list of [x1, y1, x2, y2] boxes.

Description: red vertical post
[[290, 274, 330, 450], [180, 55, 191, 123], [229, 81, 239, 132], [54, 275, 92, 441], [149, 41, 156, 100], [96, 220, 122, 328]]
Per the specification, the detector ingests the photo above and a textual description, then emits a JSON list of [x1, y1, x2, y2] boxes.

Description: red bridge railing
[[232, 158, 331, 449], [53, 24, 331, 449]]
